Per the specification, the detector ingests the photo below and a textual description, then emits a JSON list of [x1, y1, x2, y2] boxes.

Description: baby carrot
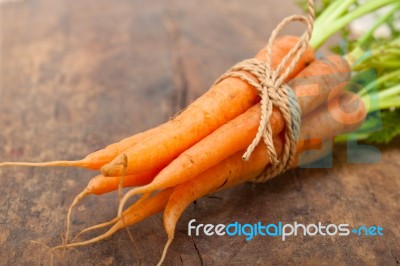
[[0, 125, 160, 170], [299, 91, 366, 146], [290, 55, 351, 113]]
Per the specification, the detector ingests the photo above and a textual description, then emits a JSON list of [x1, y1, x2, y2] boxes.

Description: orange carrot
[[0, 125, 161, 170], [101, 36, 315, 177], [299, 91, 366, 147], [255, 35, 316, 80], [290, 55, 351, 113]]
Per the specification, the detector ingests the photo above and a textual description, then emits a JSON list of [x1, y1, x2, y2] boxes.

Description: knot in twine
[[214, 0, 315, 183]]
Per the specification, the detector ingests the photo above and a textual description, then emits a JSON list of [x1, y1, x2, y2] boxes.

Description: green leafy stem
[[299, 0, 400, 144]]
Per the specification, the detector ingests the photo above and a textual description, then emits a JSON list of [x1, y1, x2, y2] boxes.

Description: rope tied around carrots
[[214, 0, 315, 182]]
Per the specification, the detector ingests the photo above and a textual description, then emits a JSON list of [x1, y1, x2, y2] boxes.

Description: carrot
[[0, 125, 161, 170], [55, 188, 173, 250], [290, 55, 350, 112], [299, 91, 366, 146], [117, 55, 351, 214], [255, 36, 315, 80], [100, 36, 315, 177]]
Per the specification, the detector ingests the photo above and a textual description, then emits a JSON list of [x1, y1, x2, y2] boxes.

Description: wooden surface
[[0, 0, 399, 265]]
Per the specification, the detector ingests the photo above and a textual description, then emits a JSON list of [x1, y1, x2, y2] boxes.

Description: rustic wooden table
[[1, 0, 399, 265]]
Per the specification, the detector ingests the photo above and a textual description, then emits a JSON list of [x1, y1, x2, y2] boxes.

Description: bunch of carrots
[[1, 0, 399, 264]]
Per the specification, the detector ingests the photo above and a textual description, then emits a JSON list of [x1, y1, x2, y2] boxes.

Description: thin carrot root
[[157, 236, 173, 266], [0, 160, 88, 168], [64, 188, 92, 246], [55, 189, 172, 251], [118, 189, 137, 217], [0, 125, 161, 171], [72, 217, 119, 243], [116, 153, 141, 261], [69, 191, 151, 244]]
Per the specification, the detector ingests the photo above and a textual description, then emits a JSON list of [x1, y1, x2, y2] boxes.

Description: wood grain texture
[[0, 0, 399, 265]]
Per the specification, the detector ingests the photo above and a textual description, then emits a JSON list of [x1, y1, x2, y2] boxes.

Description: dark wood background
[[0, 0, 399, 265]]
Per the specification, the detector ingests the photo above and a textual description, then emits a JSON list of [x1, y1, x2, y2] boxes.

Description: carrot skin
[[255, 35, 315, 80]]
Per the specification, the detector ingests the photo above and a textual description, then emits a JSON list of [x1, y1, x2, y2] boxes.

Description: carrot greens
[[297, 0, 400, 144]]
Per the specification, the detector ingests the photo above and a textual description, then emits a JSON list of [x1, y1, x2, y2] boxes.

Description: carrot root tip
[[157, 237, 174, 266], [64, 188, 91, 246]]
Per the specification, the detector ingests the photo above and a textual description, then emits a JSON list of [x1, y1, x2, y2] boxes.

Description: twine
[[214, 0, 315, 182]]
